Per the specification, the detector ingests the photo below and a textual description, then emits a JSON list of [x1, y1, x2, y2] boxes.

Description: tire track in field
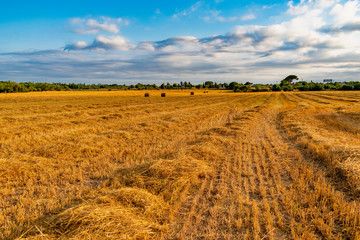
[[307, 92, 360, 103], [166, 94, 276, 239], [167, 92, 360, 239], [278, 92, 360, 199], [5, 93, 268, 239]]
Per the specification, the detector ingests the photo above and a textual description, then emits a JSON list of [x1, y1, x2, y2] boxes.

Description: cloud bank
[[1, 0, 360, 84]]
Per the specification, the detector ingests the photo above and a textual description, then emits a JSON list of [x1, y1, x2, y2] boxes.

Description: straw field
[[1, 90, 360, 239]]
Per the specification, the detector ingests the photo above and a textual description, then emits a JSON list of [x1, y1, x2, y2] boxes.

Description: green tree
[[229, 82, 239, 90], [204, 81, 213, 88], [272, 84, 282, 91], [280, 75, 298, 86], [342, 84, 354, 90], [282, 84, 293, 91], [166, 82, 172, 89], [239, 84, 251, 92]]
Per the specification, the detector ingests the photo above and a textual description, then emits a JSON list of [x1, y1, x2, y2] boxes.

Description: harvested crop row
[[1, 91, 360, 239]]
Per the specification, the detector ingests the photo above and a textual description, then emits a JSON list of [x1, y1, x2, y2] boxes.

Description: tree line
[[0, 78, 359, 93], [270, 75, 360, 92]]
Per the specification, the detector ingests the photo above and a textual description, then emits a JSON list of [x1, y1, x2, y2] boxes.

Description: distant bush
[[342, 84, 354, 90], [282, 85, 294, 91]]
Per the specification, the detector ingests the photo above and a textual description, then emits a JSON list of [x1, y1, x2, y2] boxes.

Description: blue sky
[[1, 0, 360, 84]]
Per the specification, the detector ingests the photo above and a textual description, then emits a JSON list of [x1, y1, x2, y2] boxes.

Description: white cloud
[[316, 0, 340, 8], [214, 15, 241, 22], [91, 35, 134, 51], [241, 14, 256, 21], [137, 41, 156, 51], [287, 0, 310, 15], [287, 0, 339, 15], [204, 10, 255, 22], [172, 1, 203, 18], [330, 0, 360, 23], [71, 41, 88, 49], [65, 35, 135, 51], [70, 16, 129, 34]]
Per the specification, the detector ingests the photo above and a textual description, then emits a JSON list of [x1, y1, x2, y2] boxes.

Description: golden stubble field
[[1, 90, 360, 239]]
